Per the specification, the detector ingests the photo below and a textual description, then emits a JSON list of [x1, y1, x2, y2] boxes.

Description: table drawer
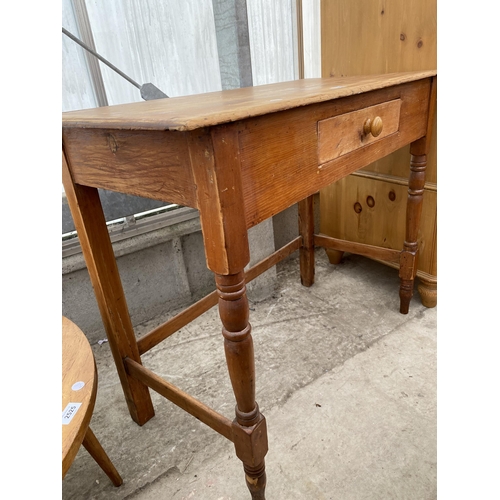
[[318, 99, 401, 164]]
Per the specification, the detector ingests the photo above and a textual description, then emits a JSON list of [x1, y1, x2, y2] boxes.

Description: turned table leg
[[190, 126, 268, 499], [399, 152, 427, 314], [216, 272, 268, 499], [298, 195, 315, 287], [400, 77, 436, 314]]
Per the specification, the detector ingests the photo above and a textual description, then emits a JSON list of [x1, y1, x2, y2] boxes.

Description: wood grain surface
[[63, 128, 197, 208], [188, 125, 250, 275], [62, 66, 437, 497], [319, 174, 436, 274], [62, 71, 435, 131], [239, 79, 431, 229], [62, 316, 97, 478], [62, 152, 155, 425], [320, 0, 437, 286], [318, 98, 401, 163]]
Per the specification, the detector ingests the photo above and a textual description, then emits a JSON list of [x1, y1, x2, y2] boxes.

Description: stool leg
[[216, 272, 268, 500], [298, 195, 315, 287], [82, 427, 123, 487], [399, 153, 427, 314]]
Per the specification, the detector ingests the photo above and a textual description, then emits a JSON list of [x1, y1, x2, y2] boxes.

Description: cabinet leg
[[399, 153, 427, 314], [216, 272, 268, 500], [418, 277, 437, 308], [325, 248, 344, 265], [298, 195, 315, 287]]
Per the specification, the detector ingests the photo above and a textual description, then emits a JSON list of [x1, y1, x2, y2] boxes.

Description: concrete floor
[[62, 251, 436, 500]]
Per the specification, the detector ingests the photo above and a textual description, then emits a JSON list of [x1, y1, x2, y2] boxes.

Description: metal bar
[[62, 27, 141, 89], [124, 358, 234, 442]]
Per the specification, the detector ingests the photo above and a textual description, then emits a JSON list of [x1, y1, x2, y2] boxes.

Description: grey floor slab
[[62, 252, 436, 500]]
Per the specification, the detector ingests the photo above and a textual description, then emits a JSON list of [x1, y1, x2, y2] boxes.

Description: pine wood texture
[[62, 69, 436, 499], [62, 72, 434, 237], [318, 98, 401, 163], [319, 175, 436, 275], [82, 428, 123, 487], [63, 128, 197, 207], [298, 196, 315, 286], [62, 317, 122, 486], [124, 358, 234, 441], [320, 0, 437, 307], [216, 271, 268, 499], [321, 1, 436, 79], [62, 152, 155, 425], [399, 153, 427, 313], [238, 78, 431, 229], [189, 126, 250, 275], [62, 316, 97, 477], [314, 234, 400, 264], [61, 71, 434, 131]]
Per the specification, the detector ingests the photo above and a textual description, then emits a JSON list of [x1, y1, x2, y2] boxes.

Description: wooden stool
[[62, 316, 123, 487]]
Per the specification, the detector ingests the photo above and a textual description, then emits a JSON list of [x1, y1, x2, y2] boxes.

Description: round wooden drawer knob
[[363, 116, 383, 137]]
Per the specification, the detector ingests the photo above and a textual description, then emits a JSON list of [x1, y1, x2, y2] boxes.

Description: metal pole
[[62, 27, 141, 90]]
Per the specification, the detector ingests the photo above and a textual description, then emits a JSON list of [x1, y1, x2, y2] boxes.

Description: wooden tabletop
[[62, 316, 98, 478], [62, 70, 436, 132]]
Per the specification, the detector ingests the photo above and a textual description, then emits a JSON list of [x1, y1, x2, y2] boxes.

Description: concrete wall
[[63, 212, 213, 343], [62, 212, 285, 344], [62, 195, 320, 345]]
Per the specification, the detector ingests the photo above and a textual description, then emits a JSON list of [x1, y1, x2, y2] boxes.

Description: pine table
[[63, 71, 436, 499]]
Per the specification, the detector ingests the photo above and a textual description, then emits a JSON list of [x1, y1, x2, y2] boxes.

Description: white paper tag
[[62, 403, 82, 425]]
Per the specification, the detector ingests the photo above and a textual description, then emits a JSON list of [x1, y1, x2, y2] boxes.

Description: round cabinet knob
[[363, 116, 383, 137]]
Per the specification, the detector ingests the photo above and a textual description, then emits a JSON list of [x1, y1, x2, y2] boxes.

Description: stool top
[[62, 316, 97, 478]]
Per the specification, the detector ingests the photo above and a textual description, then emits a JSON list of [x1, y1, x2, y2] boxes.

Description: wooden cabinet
[[319, 0, 437, 307]]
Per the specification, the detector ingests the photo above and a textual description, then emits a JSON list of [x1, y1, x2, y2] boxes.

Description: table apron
[[62, 79, 431, 232]]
